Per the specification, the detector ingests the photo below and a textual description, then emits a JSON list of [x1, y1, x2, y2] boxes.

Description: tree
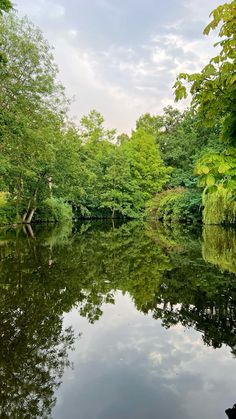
[[80, 109, 116, 143], [98, 144, 136, 218], [174, 1, 236, 143], [52, 126, 95, 217], [174, 0, 236, 224], [0, 0, 12, 15], [136, 112, 163, 137], [0, 0, 13, 64], [121, 128, 171, 213], [136, 108, 222, 188], [0, 14, 67, 223]]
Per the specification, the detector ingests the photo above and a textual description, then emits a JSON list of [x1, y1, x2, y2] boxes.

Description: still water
[[0, 221, 236, 419]]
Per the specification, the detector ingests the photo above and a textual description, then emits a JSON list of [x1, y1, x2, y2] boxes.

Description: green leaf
[[206, 174, 215, 187]]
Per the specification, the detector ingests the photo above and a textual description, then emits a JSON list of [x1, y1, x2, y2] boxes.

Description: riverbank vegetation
[[0, 1, 235, 225]]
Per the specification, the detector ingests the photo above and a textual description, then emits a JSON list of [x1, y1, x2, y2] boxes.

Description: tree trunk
[[22, 197, 33, 222], [22, 179, 41, 223], [16, 174, 23, 222], [25, 208, 36, 224], [47, 176, 53, 198]]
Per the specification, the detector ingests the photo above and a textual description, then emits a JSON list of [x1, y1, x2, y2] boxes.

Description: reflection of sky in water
[[53, 292, 236, 419]]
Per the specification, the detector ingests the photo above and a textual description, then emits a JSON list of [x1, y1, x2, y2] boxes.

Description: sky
[[15, 0, 224, 133]]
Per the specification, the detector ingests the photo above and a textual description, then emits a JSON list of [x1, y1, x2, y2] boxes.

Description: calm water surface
[[0, 221, 236, 419]]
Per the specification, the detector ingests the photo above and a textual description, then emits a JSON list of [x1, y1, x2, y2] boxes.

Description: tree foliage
[[0, 14, 68, 223], [0, 14, 170, 224], [174, 0, 236, 225], [136, 107, 222, 188], [174, 1, 236, 143], [1, 3, 235, 226], [0, 0, 12, 15]]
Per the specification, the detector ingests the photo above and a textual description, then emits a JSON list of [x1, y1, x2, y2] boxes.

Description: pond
[[0, 221, 236, 419]]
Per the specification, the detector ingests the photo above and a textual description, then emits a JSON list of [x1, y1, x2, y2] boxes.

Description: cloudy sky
[[15, 0, 223, 133]]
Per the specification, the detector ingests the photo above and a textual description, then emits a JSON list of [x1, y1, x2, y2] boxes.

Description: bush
[[35, 197, 72, 223], [146, 188, 202, 224], [0, 192, 16, 224]]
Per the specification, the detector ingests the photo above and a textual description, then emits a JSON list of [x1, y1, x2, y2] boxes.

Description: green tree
[[98, 145, 137, 218], [0, 14, 68, 223], [80, 109, 116, 143], [174, 1, 236, 224], [121, 128, 171, 214], [52, 126, 95, 217], [136, 112, 163, 137], [174, 1, 236, 144], [136, 107, 222, 188], [0, 0, 12, 15], [0, 0, 13, 84], [69, 116, 170, 219]]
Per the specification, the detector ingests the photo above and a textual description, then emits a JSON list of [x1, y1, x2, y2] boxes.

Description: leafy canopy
[[174, 0, 236, 145], [0, 0, 12, 15], [174, 1, 236, 224]]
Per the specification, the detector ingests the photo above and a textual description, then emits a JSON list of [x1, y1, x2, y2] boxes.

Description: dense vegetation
[[0, 1, 235, 225], [174, 0, 236, 224], [0, 12, 171, 223], [147, 0, 236, 225]]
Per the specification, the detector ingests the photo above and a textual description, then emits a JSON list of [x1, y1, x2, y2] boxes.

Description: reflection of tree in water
[[0, 307, 74, 418], [0, 220, 236, 416], [141, 223, 236, 355], [0, 227, 75, 418], [75, 221, 236, 357], [73, 222, 234, 355], [202, 226, 236, 275]]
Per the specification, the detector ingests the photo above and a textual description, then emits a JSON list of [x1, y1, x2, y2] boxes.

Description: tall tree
[[174, 0, 236, 224], [0, 14, 67, 223], [80, 109, 116, 143], [136, 108, 222, 188], [121, 128, 171, 213]]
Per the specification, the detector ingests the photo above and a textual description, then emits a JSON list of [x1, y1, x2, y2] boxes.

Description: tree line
[[0, 1, 235, 224]]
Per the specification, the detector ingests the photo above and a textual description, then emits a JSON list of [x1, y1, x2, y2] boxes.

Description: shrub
[[146, 188, 202, 224], [35, 197, 72, 223], [0, 192, 16, 224]]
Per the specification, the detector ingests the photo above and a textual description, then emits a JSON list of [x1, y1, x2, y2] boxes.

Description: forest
[[0, 0, 235, 225]]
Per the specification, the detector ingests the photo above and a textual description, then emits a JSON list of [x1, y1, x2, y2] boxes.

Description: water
[[0, 221, 236, 419]]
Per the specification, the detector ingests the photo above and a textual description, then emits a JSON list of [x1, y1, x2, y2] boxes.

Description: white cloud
[[15, 0, 223, 132], [18, 0, 65, 20], [152, 47, 171, 64], [68, 29, 78, 39]]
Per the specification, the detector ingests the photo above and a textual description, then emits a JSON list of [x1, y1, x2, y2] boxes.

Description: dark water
[[0, 221, 236, 419]]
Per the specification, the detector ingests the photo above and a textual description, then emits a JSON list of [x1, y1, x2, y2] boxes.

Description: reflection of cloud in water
[[54, 292, 236, 419]]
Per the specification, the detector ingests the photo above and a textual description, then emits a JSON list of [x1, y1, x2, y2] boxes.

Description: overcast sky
[[15, 0, 223, 133]]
